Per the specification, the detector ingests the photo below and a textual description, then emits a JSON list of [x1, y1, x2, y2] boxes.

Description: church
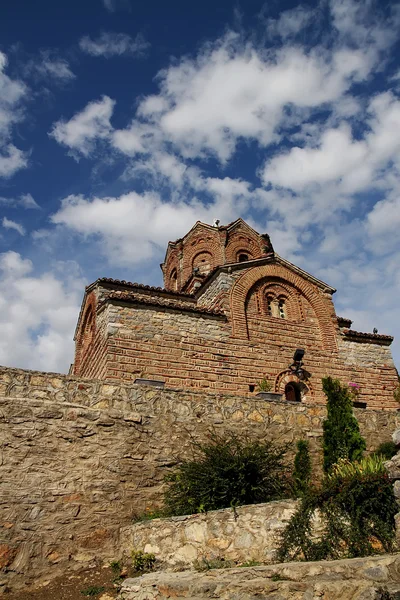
[[71, 218, 397, 409]]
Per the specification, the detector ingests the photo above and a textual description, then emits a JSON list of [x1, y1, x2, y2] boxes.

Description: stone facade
[[72, 219, 398, 409], [119, 554, 400, 600], [120, 501, 298, 569], [0, 365, 399, 592]]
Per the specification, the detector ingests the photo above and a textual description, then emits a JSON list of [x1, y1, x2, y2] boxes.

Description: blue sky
[[1, 0, 400, 373]]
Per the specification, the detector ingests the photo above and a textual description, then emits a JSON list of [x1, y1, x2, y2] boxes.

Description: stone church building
[[71, 219, 397, 409]]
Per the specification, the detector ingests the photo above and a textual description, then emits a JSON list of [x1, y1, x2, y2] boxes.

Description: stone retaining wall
[[120, 501, 298, 569], [118, 554, 400, 600], [1, 364, 399, 593]]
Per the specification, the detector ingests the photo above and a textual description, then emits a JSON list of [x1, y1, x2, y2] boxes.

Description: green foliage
[[375, 588, 400, 600], [239, 560, 261, 567], [80, 586, 105, 596], [163, 433, 290, 516], [322, 377, 366, 472], [292, 440, 312, 497], [326, 456, 386, 483], [278, 455, 397, 562], [394, 386, 400, 404], [372, 441, 398, 460], [193, 557, 234, 571], [131, 549, 156, 572], [132, 508, 165, 523], [257, 377, 272, 392], [109, 560, 121, 574]]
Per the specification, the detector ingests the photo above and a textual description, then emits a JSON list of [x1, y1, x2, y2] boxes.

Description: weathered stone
[[118, 554, 400, 600], [0, 364, 399, 595], [393, 429, 400, 446], [120, 501, 298, 569]]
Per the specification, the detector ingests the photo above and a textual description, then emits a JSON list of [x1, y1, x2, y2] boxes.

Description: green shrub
[[131, 549, 156, 572], [394, 386, 400, 404], [163, 433, 290, 516], [292, 440, 312, 497], [132, 508, 165, 523], [81, 586, 105, 596], [193, 557, 234, 571], [257, 377, 272, 392], [322, 376, 366, 472], [278, 455, 397, 562], [372, 441, 398, 460]]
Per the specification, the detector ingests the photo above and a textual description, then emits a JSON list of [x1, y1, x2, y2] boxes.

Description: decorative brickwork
[[162, 218, 272, 292], [230, 262, 338, 352], [71, 220, 397, 409]]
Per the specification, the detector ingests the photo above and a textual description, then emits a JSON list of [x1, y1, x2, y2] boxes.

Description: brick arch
[[275, 370, 314, 399], [164, 249, 180, 291], [74, 292, 97, 375], [230, 264, 338, 351], [181, 236, 224, 284], [225, 234, 263, 263], [257, 279, 303, 321]]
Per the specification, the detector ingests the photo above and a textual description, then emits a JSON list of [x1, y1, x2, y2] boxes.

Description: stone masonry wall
[[120, 501, 298, 569], [0, 365, 399, 592], [119, 554, 400, 600], [101, 302, 398, 409]]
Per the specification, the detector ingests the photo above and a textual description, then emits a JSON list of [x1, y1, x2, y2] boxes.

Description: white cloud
[[49, 96, 115, 157], [103, 0, 116, 11], [0, 252, 84, 372], [0, 51, 28, 178], [262, 91, 400, 197], [266, 5, 316, 39], [79, 31, 149, 58], [0, 192, 40, 209], [24, 50, 75, 82], [2, 217, 25, 235], [50, 178, 252, 265], [0, 145, 28, 178]]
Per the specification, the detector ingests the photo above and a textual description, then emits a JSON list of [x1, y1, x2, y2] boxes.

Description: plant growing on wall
[[394, 385, 400, 404], [257, 377, 273, 392], [322, 376, 366, 472], [372, 441, 398, 460], [163, 433, 290, 516], [292, 440, 312, 497], [278, 455, 397, 562]]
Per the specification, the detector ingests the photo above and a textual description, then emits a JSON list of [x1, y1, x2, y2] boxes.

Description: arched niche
[[275, 371, 313, 402], [229, 263, 338, 352], [192, 251, 213, 276]]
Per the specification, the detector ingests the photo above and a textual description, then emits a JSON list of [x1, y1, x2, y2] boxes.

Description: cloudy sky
[[1, 0, 399, 373]]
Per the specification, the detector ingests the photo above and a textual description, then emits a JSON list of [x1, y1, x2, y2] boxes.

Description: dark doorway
[[285, 382, 301, 402]]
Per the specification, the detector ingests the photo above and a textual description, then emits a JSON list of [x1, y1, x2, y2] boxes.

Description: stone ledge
[[118, 553, 400, 599], [120, 501, 298, 569]]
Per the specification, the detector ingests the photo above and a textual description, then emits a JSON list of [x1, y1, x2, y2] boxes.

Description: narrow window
[[170, 269, 178, 291], [238, 253, 249, 262], [278, 299, 286, 319], [267, 296, 273, 316], [285, 382, 301, 402]]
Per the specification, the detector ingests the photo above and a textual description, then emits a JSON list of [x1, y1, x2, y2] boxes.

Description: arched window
[[192, 251, 213, 276], [285, 382, 301, 402], [170, 268, 178, 291], [278, 298, 286, 319], [238, 252, 249, 262], [80, 307, 94, 356], [266, 295, 273, 317], [264, 292, 287, 319]]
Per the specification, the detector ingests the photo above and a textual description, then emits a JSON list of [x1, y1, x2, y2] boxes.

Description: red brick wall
[[74, 264, 398, 410]]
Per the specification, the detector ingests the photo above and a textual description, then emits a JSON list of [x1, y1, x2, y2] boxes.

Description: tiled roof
[[337, 316, 353, 328], [87, 277, 194, 298], [342, 328, 393, 344], [101, 290, 226, 317]]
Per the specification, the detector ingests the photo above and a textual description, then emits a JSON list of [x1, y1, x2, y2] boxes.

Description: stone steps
[[118, 553, 400, 599]]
